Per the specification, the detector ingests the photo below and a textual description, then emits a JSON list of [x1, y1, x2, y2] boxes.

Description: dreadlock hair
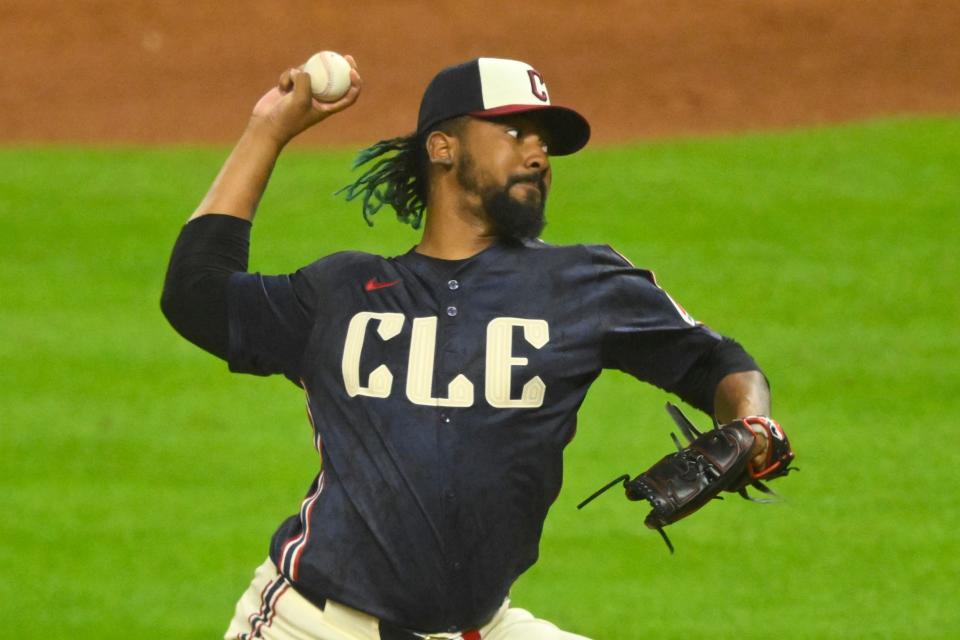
[[337, 116, 469, 229]]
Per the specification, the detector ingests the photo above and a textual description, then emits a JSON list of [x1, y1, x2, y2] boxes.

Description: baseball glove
[[578, 403, 795, 552]]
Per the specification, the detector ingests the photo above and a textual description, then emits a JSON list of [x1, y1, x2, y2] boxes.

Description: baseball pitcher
[[162, 55, 793, 640]]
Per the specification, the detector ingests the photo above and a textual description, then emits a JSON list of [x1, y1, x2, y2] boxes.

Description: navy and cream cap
[[416, 57, 591, 156]]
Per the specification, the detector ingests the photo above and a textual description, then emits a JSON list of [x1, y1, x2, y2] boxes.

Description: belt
[[379, 621, 427, 640], [379, 620, 480, 640], [316, 597, 481, 640]]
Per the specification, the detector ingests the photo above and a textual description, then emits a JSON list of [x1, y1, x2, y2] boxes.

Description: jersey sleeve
[[226, 260, 327, 381], [589, 244, 761, 414]]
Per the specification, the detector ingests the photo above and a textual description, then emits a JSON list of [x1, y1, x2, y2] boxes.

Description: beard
[[457, 153, 547, 243]]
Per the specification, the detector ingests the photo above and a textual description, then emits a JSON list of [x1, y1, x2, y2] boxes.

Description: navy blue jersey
[[223, 237, 759, 631]]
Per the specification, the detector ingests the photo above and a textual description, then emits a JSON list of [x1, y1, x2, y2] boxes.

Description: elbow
[[160, 262, 227, 334], [159, 270, 231, 359], [159, 215, 247, 358], [160, 279, 174, 322], [160, 279, 190, 335]]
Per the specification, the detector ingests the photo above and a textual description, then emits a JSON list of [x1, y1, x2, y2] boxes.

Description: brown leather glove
[[578, 403, 795, 552]]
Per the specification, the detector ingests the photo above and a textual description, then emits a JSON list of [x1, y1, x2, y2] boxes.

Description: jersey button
[[440, 414, 451, 424], [447, 279, 459, 291], [452, 561, 462, 571], [444, 489, 456, 501], [446, 305, 458, 317]]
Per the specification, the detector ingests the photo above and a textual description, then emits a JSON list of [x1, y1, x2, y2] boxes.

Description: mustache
[[507, 172, 548, 193]]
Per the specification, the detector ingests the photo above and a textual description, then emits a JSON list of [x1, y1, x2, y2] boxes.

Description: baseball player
[[162, 56, 775, 640]]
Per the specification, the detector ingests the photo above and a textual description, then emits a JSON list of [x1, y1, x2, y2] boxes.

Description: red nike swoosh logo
[[364, 277, 401, 292]]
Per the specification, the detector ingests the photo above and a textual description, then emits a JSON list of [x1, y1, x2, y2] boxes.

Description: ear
[[426, 130, 456, 167]]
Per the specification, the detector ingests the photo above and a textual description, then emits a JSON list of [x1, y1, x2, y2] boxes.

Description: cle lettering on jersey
[[341, 312, 549, 408]]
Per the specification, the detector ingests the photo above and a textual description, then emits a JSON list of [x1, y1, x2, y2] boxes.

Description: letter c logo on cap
[[527, 70, 549, 102]]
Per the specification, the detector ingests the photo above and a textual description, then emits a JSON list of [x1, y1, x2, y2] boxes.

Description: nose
[[522, 135, 550, 172]]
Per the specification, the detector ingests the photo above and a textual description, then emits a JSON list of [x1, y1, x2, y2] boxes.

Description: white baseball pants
[[225, 558, 592, 640]]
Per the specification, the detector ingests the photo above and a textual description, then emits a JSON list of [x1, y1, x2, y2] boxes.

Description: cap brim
[[468, 104, 590, 156]]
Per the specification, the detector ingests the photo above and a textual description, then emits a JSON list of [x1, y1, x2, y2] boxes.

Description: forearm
[[189, 60, 361, 223], [189, 125, 284, 222], [713, 369, 771, 422]]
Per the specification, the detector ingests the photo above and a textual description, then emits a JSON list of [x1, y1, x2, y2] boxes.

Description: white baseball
[[302, 51, 352, 102]]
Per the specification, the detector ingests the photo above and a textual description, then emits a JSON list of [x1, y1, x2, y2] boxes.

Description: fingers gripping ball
[[303, 51, 352, 102]]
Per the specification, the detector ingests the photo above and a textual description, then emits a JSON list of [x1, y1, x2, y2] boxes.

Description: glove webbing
[[576, 473, 690, 554]]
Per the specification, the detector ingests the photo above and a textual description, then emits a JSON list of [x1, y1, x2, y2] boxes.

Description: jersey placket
[[435, 273, 467, 588]]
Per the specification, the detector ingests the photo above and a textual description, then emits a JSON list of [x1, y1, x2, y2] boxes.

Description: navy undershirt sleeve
[[616, 332, 762, 414], [161, 214, 251, 359]]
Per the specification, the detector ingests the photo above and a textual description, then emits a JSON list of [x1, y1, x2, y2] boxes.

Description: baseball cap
[[416, 57, 591, 156]]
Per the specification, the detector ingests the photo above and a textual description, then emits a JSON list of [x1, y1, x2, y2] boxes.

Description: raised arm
[[161, 57, 361, 359], [190, 57, 362, 222]]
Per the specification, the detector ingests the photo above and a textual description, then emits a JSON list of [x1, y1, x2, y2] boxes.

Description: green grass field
[[2, 117, 957, 638]]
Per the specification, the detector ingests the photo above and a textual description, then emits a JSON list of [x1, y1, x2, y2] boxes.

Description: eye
[[505, 126, 549, 154]]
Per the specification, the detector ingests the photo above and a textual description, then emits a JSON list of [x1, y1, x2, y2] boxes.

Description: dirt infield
[[2, 1, 958, 145]]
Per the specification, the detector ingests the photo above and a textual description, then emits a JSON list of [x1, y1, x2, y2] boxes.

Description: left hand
[[741, 416, 795, 480], [747, 422, 770, 471]]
